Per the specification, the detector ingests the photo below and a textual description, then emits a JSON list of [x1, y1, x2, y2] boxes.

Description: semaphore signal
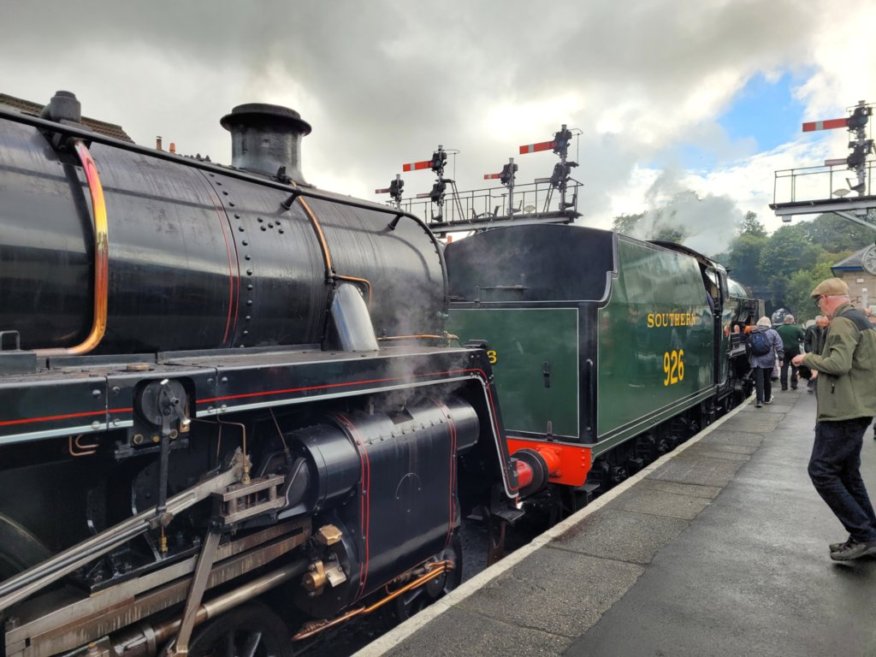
[[375, 174, 405, 209], [519, 124, 579, 212], [398, 146, 462, 223], [483, 158, 519, 214], [803, 100, 873, 196]]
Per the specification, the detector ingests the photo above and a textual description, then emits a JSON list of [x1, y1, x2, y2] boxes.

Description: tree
[[783, 253, 842, 321], [759, 225, 820, 305], [739, 211, 767, 238], [799, 213, 875, 252], [716, 210, 869, 316], [722, 232, 768, 286]]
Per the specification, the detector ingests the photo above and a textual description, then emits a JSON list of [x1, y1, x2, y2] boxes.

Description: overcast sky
[[1, 0, 873, 255]]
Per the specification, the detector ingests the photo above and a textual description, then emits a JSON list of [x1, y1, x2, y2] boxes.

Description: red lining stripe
[[0, 407, 133, 428], [433, 400, 458, 548], [336, 413, 371, 598]]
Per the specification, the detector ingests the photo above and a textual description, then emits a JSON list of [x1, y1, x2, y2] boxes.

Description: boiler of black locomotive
[[0, 92, 444, 354]]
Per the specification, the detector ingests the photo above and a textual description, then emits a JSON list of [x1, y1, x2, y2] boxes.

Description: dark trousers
[[753, 367, 772, 404], [780, 349, 799, 389], [808, 417, 876, 542]]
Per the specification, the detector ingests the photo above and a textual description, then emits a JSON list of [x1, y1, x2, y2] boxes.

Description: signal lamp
[[848, 106, 872, 130]]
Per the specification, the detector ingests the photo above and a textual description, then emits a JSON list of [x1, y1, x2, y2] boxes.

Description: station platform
[[355, 389, 876, 657]]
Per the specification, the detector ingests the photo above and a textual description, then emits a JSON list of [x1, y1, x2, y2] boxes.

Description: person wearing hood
[[791, 277, 876, 561], [748, 316, 783, 408]]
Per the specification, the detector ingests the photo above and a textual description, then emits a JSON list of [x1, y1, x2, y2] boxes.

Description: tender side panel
[[447, 308, 580, 439], [596, 236, 714, 442]]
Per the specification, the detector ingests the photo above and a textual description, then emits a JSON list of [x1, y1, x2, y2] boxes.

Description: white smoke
[[627, 167, 743, 256]]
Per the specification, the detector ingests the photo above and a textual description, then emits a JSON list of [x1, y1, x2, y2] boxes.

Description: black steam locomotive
[[0, 92, 525, 656]]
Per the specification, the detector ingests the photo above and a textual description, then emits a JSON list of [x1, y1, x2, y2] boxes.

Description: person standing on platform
[[748, 316, 783, 408], [803, 315, 828, 393], [792, 278, 876, 561], [776, 315, 805, 391]]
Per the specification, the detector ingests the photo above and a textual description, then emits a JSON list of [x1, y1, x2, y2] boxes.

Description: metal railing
[[395, 180, 582, 225], [773, 161, 874, 206]]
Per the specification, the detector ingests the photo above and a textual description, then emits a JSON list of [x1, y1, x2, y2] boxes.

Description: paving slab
[[680, 445, 751, 461], [614, 485, 714, 520], [632, 477, 722, 500], [457, 548, 643, 639], [700, 429, 764, 448], [551, 509, 689, 564], [383, 607, 571, 657], [647, 453, 746, 488]]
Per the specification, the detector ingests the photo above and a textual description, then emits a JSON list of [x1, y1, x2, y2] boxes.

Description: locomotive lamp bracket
[[275, 165, 293, 184], [281, 190, 301, 210]]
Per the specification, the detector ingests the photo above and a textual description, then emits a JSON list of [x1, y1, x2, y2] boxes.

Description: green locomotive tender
[[446, 224, 756, 493]]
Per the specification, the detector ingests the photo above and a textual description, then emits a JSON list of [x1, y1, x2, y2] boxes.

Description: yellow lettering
[[662, 349, 686, 386]]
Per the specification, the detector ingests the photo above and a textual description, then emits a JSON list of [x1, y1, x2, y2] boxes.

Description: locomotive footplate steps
[[356, 390, 876, 657]]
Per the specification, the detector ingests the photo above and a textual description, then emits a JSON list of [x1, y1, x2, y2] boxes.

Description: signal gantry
[[772, 100, 875, 232]]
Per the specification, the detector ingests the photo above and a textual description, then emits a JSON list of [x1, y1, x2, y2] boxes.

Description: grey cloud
[[0, 0, 850, 254]]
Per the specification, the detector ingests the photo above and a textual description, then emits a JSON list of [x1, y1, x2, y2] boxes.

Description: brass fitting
[[316, 524, 342, 546]]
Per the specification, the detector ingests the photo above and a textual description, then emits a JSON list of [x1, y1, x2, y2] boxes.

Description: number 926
[[662, 349, 684, 386]]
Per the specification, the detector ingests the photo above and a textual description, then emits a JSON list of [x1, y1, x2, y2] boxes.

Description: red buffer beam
[[402, 160, 432, 172], [519, 140, 554, 154], [802, 118, 849, 132]]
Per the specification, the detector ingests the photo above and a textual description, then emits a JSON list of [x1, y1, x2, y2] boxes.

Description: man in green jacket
[[792, 277, 876, 561], [776, 314, 805, 390]]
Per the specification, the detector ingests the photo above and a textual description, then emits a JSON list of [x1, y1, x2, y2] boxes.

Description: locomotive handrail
[[35, 139, 109, 355], [0, 106, 419, 223], [291, 193, 377, 308], [294, 194, 334, 280]]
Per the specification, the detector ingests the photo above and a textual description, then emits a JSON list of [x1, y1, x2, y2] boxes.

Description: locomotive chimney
[[220, 103, 311, 184]]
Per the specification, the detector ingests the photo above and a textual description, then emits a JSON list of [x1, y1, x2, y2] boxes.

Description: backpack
[[749, 330, 771, 356], [837, 307, 875, 332]]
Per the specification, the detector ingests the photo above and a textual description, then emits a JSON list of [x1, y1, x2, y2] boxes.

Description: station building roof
[[0, 92, 133, 143]]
